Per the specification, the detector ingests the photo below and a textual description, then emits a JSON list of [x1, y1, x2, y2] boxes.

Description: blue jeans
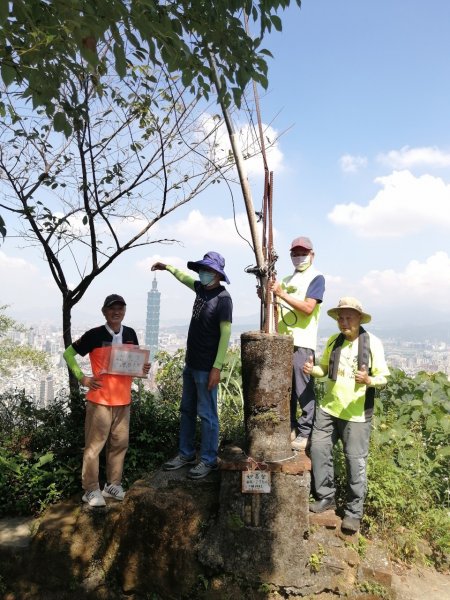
[[179, 366, 219, 467]]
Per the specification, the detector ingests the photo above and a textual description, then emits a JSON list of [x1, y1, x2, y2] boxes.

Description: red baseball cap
[[290, 236, 313, 251]]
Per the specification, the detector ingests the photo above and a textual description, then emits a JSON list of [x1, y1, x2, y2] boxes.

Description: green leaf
[[270, 14, 283, 32], [0, 0, 9, 24], [113, 42, 127, 79], [35, 452, 54, 468], [0, 454, 21, 474], [53, 112, 68, 133], [436, 446, 450, 458], [1, 62, 16, 87]]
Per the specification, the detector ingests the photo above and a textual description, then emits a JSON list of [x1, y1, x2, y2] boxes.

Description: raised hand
[[303, 355, 314, 375], [355, 364, 371, 385], [151, 262, 167, 271]]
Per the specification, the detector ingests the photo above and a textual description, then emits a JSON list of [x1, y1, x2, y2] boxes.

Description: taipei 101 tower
[[145, 275, 160, 360]]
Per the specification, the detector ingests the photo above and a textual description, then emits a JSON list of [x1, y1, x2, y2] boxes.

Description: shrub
[[320, 368, 450, 567], [0, 389, 83, 516], [218, 347, 245, 445]]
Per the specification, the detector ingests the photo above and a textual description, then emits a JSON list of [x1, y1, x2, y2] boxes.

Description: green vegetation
[[357, 580, 391, 599], [329, 368, 450, 568], [308, 543, 325, 574], [0, 306, 49, 376], [0, 347, 243, 516], [227, 512, 245, 531], [0, 1, 300, 119], [367, 369, 450, 567], [0, 353, 448, 570]]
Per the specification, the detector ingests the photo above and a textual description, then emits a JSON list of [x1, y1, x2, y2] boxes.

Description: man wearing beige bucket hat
[[303, 297, 389, 533]]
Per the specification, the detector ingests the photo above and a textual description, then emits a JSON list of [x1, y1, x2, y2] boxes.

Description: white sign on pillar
[[241, 470, 271, 494]]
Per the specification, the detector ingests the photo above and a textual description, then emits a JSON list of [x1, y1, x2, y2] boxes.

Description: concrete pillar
[[199, 331, 312, 588], [241, 331, 293, 462]]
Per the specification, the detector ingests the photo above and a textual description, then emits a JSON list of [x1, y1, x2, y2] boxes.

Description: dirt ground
[[391, 564, 450, 600]]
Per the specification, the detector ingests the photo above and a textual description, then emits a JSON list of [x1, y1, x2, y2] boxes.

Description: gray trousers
[[291, 346, 316, 436], [310, 407, 372, 518]]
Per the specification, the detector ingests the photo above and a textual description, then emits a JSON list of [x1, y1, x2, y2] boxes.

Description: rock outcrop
[[0, 460, 394, 599]]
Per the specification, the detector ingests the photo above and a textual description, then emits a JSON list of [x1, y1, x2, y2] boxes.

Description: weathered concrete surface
[[241, 332, 293, 462], [0, 466, 221, 600], [0, 465, 398, 600], [114, 474, 220, 597], [199, 470, 311, 588]]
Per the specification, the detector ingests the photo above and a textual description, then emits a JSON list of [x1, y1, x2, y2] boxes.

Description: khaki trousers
[[82, 401, 130, 492]]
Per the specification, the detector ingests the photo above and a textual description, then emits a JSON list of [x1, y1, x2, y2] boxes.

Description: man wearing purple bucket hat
[[152, 251, 233, 479]]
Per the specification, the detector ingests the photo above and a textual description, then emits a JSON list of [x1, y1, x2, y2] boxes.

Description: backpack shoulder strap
[[357, 328, 371, 374], [328, 333, 345, 381]]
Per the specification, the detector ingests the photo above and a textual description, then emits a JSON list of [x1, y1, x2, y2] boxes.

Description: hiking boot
[[163, 454, 197, 471], [291, 435, 309, 451], [309, 497, 336, 513], [341, 515, 361, 533], [187, 460, 218, 480], [102, 483, 125, 501], [82, 489, 106, 507]]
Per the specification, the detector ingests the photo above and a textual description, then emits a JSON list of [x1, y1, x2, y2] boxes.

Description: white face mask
[[291, 255, 311, 271]]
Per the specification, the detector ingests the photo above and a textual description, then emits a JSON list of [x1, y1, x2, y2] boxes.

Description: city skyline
[[2, 319, 449, 407], [1, 1, 449, 333]]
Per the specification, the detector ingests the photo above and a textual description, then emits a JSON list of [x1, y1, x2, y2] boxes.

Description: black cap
[[102, 294, 126, 308]]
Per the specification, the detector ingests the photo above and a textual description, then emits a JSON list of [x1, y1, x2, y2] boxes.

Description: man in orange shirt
[[63, 294, 150, 507]]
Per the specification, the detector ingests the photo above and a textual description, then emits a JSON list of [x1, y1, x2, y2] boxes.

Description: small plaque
[[241, 470, 271, 494], [107, 345, 150, 377]]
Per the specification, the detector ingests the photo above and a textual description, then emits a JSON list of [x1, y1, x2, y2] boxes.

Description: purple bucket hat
[[187, 251, 230, 284]]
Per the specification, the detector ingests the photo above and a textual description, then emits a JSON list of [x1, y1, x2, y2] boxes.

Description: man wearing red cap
[[269, 236, 325, 450]]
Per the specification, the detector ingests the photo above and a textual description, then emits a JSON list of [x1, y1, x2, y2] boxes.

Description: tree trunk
[[62, 296, 80, 406]]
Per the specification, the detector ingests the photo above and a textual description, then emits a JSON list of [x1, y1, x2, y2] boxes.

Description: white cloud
[[0, 251, 37, 273], [328, 170, 450, 237], [198, 112, 284, 178], [0, 251, 57, 312], [168, 209, 255, 247], [377, 146, 450, 169], [360, 251, 450, 311], [136, 254, 186, 273], [320, 253, 450, 319], [339, 154, 368, 173]]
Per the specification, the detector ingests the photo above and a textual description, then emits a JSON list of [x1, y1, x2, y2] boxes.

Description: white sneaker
[[82, 489, 106, 507], [102, 483, 125, 501]]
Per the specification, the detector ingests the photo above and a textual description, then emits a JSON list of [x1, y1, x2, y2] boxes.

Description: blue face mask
[[199, 270, 216, 287]]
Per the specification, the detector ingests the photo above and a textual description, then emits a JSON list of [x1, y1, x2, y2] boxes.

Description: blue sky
[[2, 0, 450, 334]]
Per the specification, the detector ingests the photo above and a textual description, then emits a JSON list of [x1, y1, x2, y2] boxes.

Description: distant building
[[38, 374, 54, 407], [145, 276, 161, 360]]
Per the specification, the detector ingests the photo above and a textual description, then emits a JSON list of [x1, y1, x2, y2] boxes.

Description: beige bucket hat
[[327, 296, 371, 324]]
